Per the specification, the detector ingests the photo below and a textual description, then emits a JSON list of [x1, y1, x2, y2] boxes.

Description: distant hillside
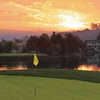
[[0, 29, 100, 41], [0, 30, 41, 40], [72, 29, 100, 40], [58, 29, 100, 41]]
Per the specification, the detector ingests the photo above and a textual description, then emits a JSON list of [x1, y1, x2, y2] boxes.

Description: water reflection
[[0, 65, 28, 71], [0, 56, 33, 68], [0, 56, 61, 69]]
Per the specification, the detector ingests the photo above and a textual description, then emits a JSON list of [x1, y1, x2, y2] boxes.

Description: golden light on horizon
[[56, 13, 87, 30]]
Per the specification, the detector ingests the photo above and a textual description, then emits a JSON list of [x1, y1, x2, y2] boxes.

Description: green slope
[[0, 69, 100, 100]]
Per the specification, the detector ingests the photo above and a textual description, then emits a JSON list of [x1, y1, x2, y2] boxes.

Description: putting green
[[0, 75, 100, 100]]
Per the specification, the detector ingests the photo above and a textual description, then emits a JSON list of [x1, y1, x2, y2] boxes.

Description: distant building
[[85, 40, 100, 65], [11, 36, 29, 53]]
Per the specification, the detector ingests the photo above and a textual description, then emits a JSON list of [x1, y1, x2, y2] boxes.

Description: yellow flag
[[33, 53, 39, 66]]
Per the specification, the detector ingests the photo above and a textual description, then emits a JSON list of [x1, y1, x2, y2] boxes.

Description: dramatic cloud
[[0, 0, 100, 31]]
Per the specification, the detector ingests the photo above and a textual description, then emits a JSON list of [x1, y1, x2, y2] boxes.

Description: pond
[[0, 56, 61, 69]]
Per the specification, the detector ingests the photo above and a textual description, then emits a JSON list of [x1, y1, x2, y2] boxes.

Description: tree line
[[0, 32, 88, 68], [26, 32, 87, 68], [0, 32, 86, 54]]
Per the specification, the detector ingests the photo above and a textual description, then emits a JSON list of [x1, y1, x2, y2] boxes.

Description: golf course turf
[[0, 69, 100, 100], [0, 53, 47, 57]]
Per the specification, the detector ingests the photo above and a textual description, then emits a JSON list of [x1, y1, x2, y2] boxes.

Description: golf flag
[[33, 53, 39, 66]]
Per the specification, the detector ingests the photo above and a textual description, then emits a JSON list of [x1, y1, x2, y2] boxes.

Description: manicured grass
[[0, 69, 100, 100], [0, 53, 48, 57]]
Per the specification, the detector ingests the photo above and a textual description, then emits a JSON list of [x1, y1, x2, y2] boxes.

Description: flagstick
[[34, 88, 37, 96]]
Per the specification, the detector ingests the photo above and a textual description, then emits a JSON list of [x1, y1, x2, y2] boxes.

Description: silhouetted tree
[[38, 33, 50, 53], [1, 40, 14, 53], [0, 42, 3, 53], [50, 32, 64, 55], [59, 33, 84, 68], [26, 36, 39, 52], [24, 32, 86, 68]]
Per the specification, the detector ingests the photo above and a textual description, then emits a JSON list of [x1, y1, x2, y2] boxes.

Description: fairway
[[0, 70, 100, 100]]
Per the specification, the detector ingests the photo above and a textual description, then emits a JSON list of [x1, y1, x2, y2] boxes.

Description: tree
[[38, 33, 50, 53], [64, 33, 82, 54], [0, 42, 3, 53], [50, 32, 64, 55], [1, 40, 14, 53], [26, 36, 39, 52], [60, 33, 84, 68]]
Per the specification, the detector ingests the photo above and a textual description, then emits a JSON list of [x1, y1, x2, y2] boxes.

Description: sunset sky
[[0, 0, 100, 31]]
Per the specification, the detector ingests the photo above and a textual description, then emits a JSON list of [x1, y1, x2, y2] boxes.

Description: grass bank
[[0, 53, 47, 57], [0, 69, 100, 100]]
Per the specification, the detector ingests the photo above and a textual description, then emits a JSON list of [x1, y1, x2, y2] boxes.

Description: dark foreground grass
[[0, 69, 100, 100], [0, 69, 100, 83]]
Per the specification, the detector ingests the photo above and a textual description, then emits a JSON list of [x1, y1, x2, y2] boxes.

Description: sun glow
[[57, 14, 87, 29]]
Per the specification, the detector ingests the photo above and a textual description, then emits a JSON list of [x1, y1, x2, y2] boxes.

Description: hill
[[0, 30, 42, 41], [0, 29, 100, 41], [59, 29, 100, 40], [72, 29, 100, 40]]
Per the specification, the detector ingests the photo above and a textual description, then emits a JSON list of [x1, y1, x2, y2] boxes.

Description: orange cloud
[[0, 0, 100, 31]]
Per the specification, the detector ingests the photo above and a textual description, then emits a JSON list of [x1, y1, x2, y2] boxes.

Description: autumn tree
[[38, 33, 50, 53], [26, 36, 39, 52]]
